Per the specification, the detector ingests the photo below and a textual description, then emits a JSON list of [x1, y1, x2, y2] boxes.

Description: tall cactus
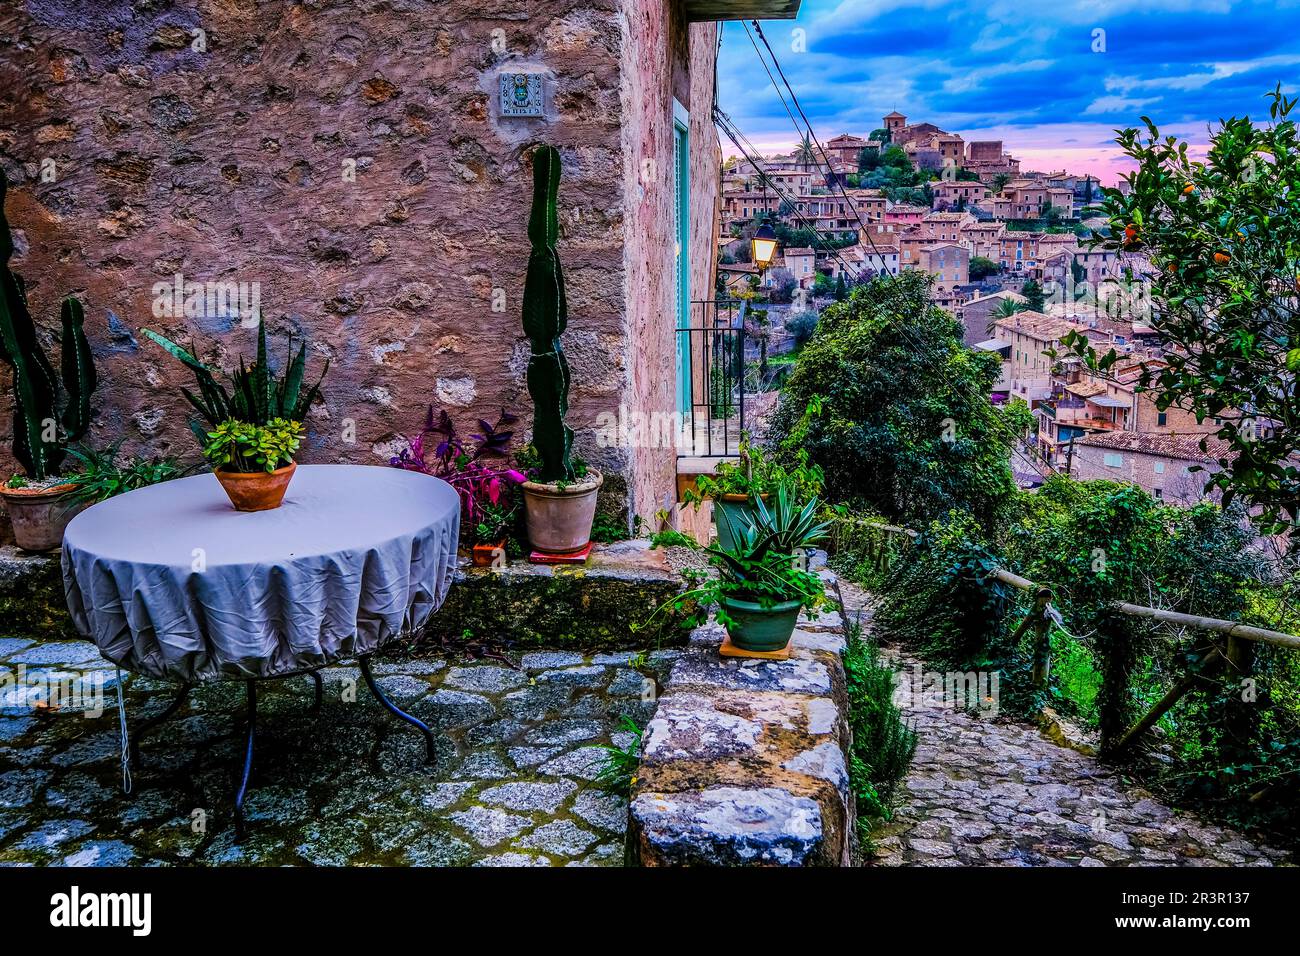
[[0, 167, 97, 480], [522, 145, 574, 483]]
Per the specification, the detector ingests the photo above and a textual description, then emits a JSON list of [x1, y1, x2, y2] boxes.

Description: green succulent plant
[[521, 145, 575, 484], [203, 418, 303, 474], [0, 168, 98, 480]]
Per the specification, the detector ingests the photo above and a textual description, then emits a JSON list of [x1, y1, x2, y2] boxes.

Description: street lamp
[[751, 221, 778, 273]]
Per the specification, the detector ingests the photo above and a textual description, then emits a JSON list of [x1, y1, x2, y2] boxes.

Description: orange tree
[[1066, 86, 1300, 538]]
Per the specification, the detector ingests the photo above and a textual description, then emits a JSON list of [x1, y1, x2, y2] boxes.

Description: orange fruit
[[1213, 251, 1231, 264]]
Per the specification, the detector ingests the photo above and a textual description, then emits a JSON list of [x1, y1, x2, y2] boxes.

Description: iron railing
[[677, 299, 747, 458]]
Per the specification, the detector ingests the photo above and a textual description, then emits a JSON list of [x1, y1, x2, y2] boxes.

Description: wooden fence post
[[1029, 586, 1053, 688]]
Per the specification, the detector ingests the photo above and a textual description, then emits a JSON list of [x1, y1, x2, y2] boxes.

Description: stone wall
[[629, 563, 856, 866], [0, 1, 717, 533], [618, 3, 718, 522]]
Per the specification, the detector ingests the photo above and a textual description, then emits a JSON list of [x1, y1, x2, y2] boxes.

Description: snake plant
[[521, 144, 575, 484], [144, 315, 327, 446], [0, 168, 98, 480]]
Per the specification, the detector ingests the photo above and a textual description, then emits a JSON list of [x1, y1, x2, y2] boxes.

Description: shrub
[[844, 624, 917, 838], [785, 309, 819, 347], [770, 271, 1031, 531]]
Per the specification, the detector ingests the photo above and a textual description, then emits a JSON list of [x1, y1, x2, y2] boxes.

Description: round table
[[60, 464, 461, 819]]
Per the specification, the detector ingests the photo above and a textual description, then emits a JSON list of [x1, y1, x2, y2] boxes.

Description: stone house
[[0, 0, 801, 533], [932, 180, 988, 211], [960, 289, 1024, 348], [1071, 431, 1229, 506]]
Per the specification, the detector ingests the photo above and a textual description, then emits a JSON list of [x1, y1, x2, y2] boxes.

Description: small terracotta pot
[[214, 461, 297, 512], [471, 539, 507, 567], [0, 483, 83, 552], [521, 468, 603, 554]]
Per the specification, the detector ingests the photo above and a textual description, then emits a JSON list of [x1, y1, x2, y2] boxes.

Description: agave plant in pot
[[648, 484, 830, 654], [0, 170, 99, 551], [144, 315, 326, 512], [517, 144, 602, 557]]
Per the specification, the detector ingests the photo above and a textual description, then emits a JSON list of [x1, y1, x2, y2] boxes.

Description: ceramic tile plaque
[[499, 72, 543, 118]]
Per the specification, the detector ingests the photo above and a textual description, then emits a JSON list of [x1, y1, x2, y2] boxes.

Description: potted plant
[[203, 418, 304, 511], [517, 144, 602, 555], [683, 437, 823, 552], [470, 499, 517, 566], [647, 484, 830, 654], [0, 170, 99, 551], [389, 406, 525, 565], [144, 315, 327, 511]]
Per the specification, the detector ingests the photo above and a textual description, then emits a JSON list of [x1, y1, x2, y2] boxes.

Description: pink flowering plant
[[391, 407, 526, 544]]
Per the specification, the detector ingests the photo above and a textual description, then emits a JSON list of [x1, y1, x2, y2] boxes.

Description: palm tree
[[992, 298, 1028, 319], [988, 296, 1029, 334], [795, 134, 816, 171]]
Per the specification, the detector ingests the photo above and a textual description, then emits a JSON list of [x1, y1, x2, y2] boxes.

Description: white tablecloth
[[61, 464, 460, 682]]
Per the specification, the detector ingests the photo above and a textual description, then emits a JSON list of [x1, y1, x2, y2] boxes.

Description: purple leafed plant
[[391, 406, 526, 524]]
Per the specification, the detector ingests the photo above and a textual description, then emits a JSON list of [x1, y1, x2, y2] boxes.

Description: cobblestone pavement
[[836, 584, 1290, 868], [0, 637, 669, 866]]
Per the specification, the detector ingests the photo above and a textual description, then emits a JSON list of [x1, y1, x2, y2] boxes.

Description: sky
[[716, 0, 1300, 184]]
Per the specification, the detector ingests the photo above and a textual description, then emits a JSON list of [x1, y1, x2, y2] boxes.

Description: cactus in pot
[[0, 167, 99, 549], [518, 145, 602, 556]]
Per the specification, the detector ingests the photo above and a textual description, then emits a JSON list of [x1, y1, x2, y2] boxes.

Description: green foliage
[[786, 309, 819, 347], [844, 624, 917, 833], [590, 512, 641, 543], [471, 499, 517, 545], [770, 271, 1029, 530], [594, 715, 643, 797], [62, 445, 186, 505], [649, 528, 698, 550], [0, 169, 98, 480], [969, 255, 1000, 281], [1067, 85, 1300, 540], [684, 436, 823, 508], [1019, 278, 1046, 312], [521, 144, 576, 484], [144, 316, 326, 443], [203, 418, 303, 473]]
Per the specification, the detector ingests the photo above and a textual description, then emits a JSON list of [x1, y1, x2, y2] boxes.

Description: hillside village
[[717, 111, 1239, 508]]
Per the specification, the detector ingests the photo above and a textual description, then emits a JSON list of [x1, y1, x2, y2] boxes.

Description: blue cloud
[[719, 0, 1300, 156]]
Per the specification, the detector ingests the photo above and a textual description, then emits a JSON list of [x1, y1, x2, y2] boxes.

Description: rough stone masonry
[[0, 1, 721, 531]]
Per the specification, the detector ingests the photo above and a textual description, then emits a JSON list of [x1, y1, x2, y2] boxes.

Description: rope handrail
[[852, 519, 1300, 650], [842, 516, 1295, 754]]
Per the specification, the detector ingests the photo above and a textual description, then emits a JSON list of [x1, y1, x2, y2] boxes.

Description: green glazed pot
[[720, 595, 803, 653], [713, 494, 767, 552]]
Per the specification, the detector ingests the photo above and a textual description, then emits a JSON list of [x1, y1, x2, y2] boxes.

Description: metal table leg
[[233, 679, 257, 825], [308, 669, 323, 713], [358, 654, 436, 763], [128, 682, 191, 768]]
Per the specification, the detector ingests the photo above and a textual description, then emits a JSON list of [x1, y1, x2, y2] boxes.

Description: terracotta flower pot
[[0, 483, 83, 552], [713, 493, 768, 552], [214, 461, 297, 512], [471, 539, 507, 567], [521, 468, 603, 554], [720, 595, 803, 653]]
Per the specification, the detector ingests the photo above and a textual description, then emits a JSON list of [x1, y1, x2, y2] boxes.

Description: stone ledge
[[628, 571, 855, 867], [425, 539, 689, 650], [0, 546, 77, 641], [0, 541, 688, 652]]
